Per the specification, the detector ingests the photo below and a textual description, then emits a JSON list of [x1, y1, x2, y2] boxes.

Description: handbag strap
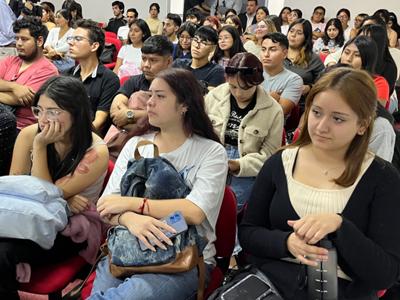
[[196, 256, 206, 300], [134, 139, 160, 160]]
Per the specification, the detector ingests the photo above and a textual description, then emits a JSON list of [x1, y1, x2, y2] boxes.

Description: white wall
[[49, 0, 169, 23], [284, 0, 400, 22]]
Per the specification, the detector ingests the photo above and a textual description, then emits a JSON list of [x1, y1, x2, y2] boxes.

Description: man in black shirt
[[105, 1, 127, 34], [173, 26, 224, 90], [65, 19, 119, 134], [110, 36, 173, 131]]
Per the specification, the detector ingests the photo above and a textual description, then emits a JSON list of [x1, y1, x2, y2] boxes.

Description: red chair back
[[104, 31, 117, 39]]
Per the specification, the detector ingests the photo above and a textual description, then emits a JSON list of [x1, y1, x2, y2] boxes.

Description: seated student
[[146, 3, 163, 36], [1, 76, 108, 300], [110, 35, 173, 135], [116, 8, 138, 43], [91, 68, 228, 299], [212, 25, 245, 68], [205, 52, 284, 210], [313, 18, 344, 56], [0, 16, 58, 130], [350, 13, 368, 39], [340, 35, 390, 108], [113, 19, 151, 78], [105, 1, 127, 34], [173, 22, 197, 60], [239, 67, 400, 300], [337, 8, 352, 42], [310, 6, 326, 41], [173, 26, 225, 89], [163, 13, 182, 44], [338, 36, 395, 161], [284, 19, 325, 113], [44, 9, 75, 72], [244, 17, 277, 59], [261, 32, 303, 118], [65, 19, 120, 135]]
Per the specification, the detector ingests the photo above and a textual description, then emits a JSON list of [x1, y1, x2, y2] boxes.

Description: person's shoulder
[[282, 68, 303, 82], [99, 64, 119, 80], [18, 123, 38, 141], [37, 57, 58, 73], [368, 155, 400, 180], [191, 135, 227, 158]]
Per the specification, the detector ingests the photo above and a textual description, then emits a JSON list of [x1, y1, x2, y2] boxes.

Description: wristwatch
[[126, 109, 135, 124]]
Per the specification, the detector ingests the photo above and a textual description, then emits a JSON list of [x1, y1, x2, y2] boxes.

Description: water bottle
[[307, 238, 338, 300]]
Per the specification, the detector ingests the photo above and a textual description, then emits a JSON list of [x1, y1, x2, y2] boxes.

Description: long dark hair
[[288, 19, 313, 66], [128, 19, 151, 44], [278, 6, 291, 25], [33, 76, 93, 181], [322, 18, 344, 47], [359, 24, 396, 76], [156, 69, 220, 143], [56, 9, 72, 27], [341, 36, 378, 74], [212, 26, 245, 63]]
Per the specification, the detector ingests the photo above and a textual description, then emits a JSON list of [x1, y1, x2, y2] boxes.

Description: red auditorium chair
[[81, 186, 237, 299]]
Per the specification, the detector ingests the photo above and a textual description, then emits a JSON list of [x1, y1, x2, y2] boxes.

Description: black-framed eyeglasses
[[192, 37, 215, 47], [225, 66, 258, 75]]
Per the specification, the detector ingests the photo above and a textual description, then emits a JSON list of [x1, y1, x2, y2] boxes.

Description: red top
[[0, 56, 58, 129], [373, 75, 390, 110]]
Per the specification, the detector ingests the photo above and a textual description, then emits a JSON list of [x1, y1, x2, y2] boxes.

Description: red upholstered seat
[[19, 256, 86, 294]]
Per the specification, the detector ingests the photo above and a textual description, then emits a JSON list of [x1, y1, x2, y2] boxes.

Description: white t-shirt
[[44, 27, 74, 53], [117, 44, 142, 66], [102, 133, 228, 264], [117, 45, 142, 78], [117, 25, 129, 41]]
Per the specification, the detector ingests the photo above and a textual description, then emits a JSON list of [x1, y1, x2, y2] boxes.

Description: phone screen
[[221, 275, 272, 300]]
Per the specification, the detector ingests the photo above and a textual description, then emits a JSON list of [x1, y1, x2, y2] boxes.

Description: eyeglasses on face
[[66, 35, 91, 43], [31, 106, 65, 121], [192, 38, 215, 47]]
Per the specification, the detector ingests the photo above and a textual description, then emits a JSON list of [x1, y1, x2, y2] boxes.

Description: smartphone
[[221, 274, 272, 300], [139, 211, 188, 251]]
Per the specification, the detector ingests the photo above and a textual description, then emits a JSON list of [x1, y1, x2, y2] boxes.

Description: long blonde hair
[[290, 68, 377, 187]]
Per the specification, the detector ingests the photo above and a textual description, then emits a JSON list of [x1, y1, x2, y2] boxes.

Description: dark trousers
[[0, 235, 86, 300]]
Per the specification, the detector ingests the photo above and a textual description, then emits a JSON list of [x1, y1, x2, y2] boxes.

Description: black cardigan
[[239, 150, 400, 299]]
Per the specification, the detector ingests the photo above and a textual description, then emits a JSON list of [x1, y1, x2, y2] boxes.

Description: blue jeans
[[89, 256, 213, 300], [225, 144, 256, 212], [52, 57, 75, 72]]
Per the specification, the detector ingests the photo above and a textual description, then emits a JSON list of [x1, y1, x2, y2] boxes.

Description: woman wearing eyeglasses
[[1, 76, 109, 299], [173, 22, 197, 60], [205, 52, 284, 211]]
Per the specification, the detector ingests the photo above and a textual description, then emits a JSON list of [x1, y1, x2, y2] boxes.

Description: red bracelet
[[139, 198, 148, 215]]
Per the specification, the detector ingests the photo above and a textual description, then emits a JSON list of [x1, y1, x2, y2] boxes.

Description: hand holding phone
[[139, 211, 188, 251]]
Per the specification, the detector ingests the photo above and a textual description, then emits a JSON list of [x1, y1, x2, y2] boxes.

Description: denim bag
[[105, 140, 207, 298]]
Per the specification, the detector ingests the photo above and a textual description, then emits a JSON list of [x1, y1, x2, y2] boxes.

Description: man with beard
[[162, 13, 182, 44], [0, 16, 58, 130]]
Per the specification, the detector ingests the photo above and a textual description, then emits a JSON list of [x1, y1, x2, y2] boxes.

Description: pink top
[[0, 56, 58, 129]]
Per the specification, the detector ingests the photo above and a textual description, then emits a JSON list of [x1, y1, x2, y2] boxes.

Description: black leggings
[[0, 235, 86, 300]]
